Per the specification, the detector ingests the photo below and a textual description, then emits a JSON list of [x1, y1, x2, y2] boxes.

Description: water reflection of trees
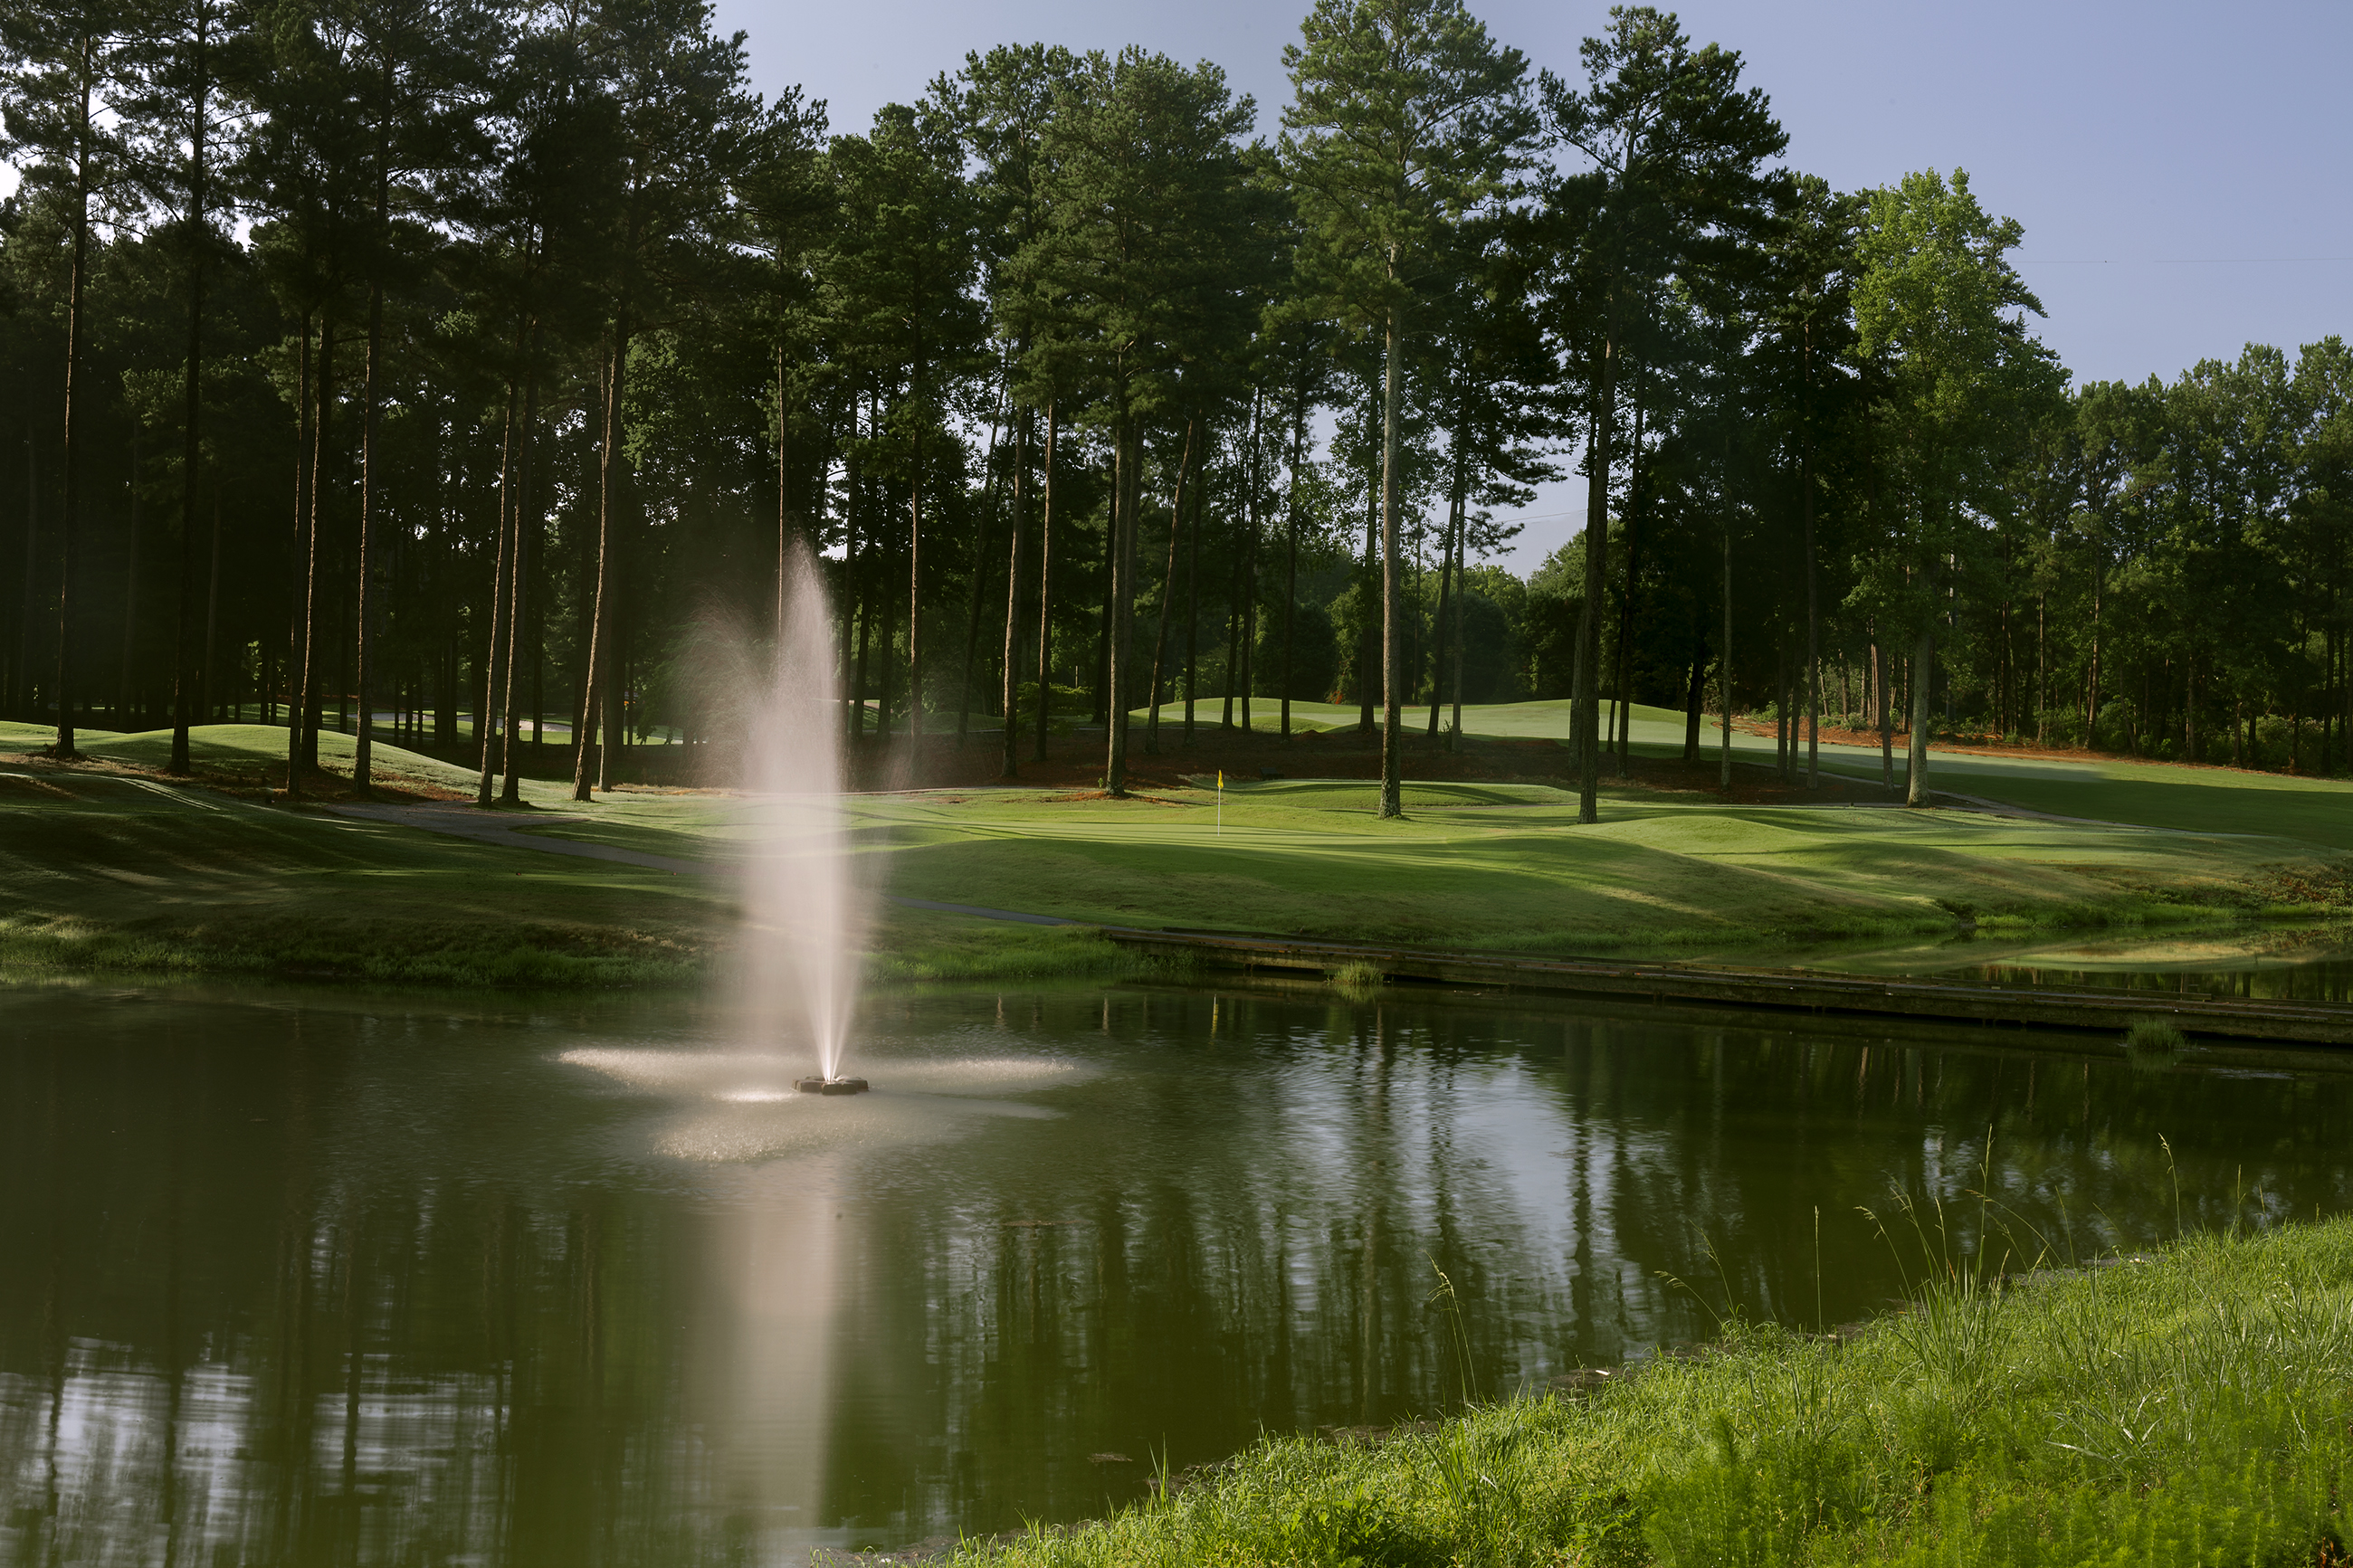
[[2, 984, 2348, 1562]]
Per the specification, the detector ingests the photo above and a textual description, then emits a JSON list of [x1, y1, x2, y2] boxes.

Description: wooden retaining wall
[[1100, 927, 2353, 1047]]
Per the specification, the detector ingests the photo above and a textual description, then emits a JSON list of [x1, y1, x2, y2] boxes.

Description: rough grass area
[[957, 1215, 2353, 1568]]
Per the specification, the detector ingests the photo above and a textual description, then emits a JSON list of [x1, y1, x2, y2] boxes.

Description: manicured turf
[[6, 722, 2349, 985], [0, 757, 722, 984], [540, 774, 2348, 953]]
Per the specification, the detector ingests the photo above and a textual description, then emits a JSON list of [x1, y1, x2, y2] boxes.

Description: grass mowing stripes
[[10, 725, 2353, 986], [956, 1215, 2353, 1567]]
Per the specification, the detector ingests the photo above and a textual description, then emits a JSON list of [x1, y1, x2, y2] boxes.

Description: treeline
[[3, 0, 2347, 814]]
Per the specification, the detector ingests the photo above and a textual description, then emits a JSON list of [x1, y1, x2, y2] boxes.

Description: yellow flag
[[1217, 769, 1224, 790]]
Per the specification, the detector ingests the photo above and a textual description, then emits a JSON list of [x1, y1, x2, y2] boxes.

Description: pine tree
[[1, 0, 137, 756], [1280, 0, 1533, 818], [1539, 5, 1784, 822]]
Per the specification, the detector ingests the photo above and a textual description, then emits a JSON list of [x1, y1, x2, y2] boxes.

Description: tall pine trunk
[[906, 339, 927, 760], [1104, 413, 1138, 795], [1000, 407, 1028, 778], [574, 326, 627, 801], [1905, 626, 1935, 806], [292, 320, 333, 784], [1427, 486, 1457, 738], [168, 11, 211, 770], [1377, 308, 1404, 818], [478, 363, 519, 803], [52, 43, 95, 759], [500, 347, 538, 804], [1032, 399, 1056, 762], [1575, 323, 1616, 822], [1144, 420, 1196, 756], [1280, 387, 1306, 742], [353, 115, 393, 798]]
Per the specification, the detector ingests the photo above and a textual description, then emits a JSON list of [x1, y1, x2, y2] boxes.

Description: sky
[[710, 0, 2353, 569]]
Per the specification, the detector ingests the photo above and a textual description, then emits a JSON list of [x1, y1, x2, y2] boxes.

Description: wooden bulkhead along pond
[[1100, 927, 2353, 1047]]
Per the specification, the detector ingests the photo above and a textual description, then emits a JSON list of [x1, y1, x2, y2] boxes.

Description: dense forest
[[3, 0, 2348, 814]]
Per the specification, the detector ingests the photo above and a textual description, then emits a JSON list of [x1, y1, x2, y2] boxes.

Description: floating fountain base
[[795, 1077, 870, 1097]]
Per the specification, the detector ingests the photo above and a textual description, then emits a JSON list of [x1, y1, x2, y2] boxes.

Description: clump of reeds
[[2123, 1014, 2187, 1069]]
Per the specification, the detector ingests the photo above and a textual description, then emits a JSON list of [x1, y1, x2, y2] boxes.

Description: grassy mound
[[962, 1216, 2353, 1567]]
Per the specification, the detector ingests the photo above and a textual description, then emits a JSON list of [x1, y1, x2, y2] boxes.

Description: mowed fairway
[[5, 721, 2350, 982], [539, 776, 2349, 952], [1416, 698, 2353, 851]]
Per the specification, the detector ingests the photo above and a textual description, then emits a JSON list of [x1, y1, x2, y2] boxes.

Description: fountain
[[729, 540, 871, 1094]]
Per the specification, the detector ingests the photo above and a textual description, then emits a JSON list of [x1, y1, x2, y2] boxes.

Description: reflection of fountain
[[726, 542, 870, 1085]]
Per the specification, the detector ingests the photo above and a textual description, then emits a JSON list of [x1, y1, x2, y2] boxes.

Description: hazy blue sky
[[723, 0, 2353, 565]]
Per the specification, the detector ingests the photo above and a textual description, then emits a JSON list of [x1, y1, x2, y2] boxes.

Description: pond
[[1, 975, 2346, 1563]]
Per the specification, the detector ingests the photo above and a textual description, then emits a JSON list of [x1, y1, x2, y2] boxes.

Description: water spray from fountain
[[719, 540, 871, 1093]]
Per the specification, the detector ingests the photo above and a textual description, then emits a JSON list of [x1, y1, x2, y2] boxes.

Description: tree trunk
[[354, 118, 393, 798], [1000, 407, 1028, 779], [574, 327, 627, 802], [1144, 419, 1196, 756], [2087, 556, 2103, 749], [906, 359, 927, 761], [203, 491, 220, 723], [1104, 416, 1138, 795], [500, 353, 539, 804], [1378, 306, 1404, 818], [1033, 399, 1056, 762], [294, 319, 332, 783], [844, 388, 866, 742], [169, 249, 204, 767], [1358, 376, 1377, 736], [2185, 654, 2199, 765], [1449, 487, 1466, 746], [1428, 474, 1460, 738], [1905, 626, 1935, 807], [1682, 639, 1704, 761], [52, 50, 94, 759], [1719, 508, 1732, 794], [775, 340, 790, 641], [122, 435, 140, 727], [478, 367, 519, 803], [17, 430, 36, 721], [1803, 464, 1819, 791], [1241, 393, 1262, 733], [1281, 387, 1305, 742], [1184, 424, 1202, 743], [957, 388, 1005, 745], [1576, 322, 1616, 822]]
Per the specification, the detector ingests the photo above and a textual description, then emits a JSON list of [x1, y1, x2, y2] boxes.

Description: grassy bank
[[0, 737, 1129, 986], [961, 1214, 2353, 1567], [5, 723, 2352, 987]]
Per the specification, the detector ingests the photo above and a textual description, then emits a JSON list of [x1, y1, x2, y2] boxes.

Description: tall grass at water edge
[[960, 1188, 2353, 1567]]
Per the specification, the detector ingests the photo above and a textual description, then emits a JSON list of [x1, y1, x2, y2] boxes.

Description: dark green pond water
[[1, 977, 2346, 1563]]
